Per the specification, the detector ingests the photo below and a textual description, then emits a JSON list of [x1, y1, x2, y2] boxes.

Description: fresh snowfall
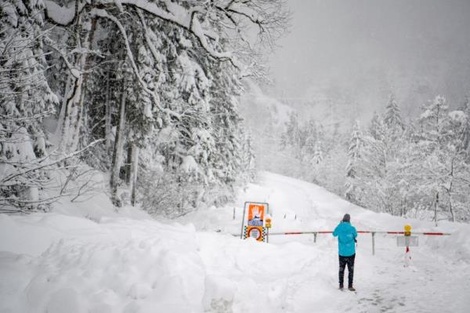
[[1, 172, 470, 313]]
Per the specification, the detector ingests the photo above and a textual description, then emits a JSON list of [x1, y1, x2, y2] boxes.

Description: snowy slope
[[1, 172, 469, 313]]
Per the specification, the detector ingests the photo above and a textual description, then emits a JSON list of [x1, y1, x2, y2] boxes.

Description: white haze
[[267, 0, 470, 121]]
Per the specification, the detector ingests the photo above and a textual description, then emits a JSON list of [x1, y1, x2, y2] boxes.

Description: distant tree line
[[281, 94, 470, 223], [0, 0, 289, 216]]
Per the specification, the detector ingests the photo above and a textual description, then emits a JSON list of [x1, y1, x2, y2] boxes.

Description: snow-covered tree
[[23, 0, 290, 212], [457, 95, 470, 154], [311, 142, 323, 165], [383, 94, 404, 136], [345, 120, 365, 205], [418, 95, 450, 149], [0, 0, 58, 211], [369, 111, 385, 141], [362, 97, 407, 215], [281, 113, 303, 160], [411, 96, 468, 222]]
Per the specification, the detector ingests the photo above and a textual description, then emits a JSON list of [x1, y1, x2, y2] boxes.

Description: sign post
[[396, 224, 418, 267], [404, 224, 412, 267], [241, 202, 270, 242]]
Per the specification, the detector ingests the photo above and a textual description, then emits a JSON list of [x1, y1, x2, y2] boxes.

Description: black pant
[[338, 254, 355, 288]]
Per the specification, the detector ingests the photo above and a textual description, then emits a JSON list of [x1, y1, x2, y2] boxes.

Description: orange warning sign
[[246, 226, 264, 241], [247, 204, 265, 226], [241, 202, 269, 242]]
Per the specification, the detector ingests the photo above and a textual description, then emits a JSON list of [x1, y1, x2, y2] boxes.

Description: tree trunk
[[110, 83, 127, 206], [56, 14, 97, 156], [56, 73, 83, 156], [448, 196, 455, 222], [446, 180, 455, 223], [448, 158, 456, 222], [129, 144, 139, 206], [105, 70, 112, 155], [126, 145, 132, 184]]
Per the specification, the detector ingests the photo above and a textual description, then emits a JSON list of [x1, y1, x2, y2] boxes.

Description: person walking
[[333, 213, 358, 291]]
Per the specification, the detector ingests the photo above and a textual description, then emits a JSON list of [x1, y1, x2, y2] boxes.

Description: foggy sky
[[267, 0, 470, 120]]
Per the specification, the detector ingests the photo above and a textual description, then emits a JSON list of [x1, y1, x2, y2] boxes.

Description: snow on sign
[[241, 202, 270, 242]]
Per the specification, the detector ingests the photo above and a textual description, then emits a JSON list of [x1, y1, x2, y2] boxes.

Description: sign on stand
[[240, 202, 270, 242], [397, 224, 416, 266]]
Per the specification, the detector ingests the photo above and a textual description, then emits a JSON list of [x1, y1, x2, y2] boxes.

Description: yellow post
[[264, 216, 272, 243], [404, 224, 412, 266], [404, 224, 411, 236], [265, 216, 272, 229]]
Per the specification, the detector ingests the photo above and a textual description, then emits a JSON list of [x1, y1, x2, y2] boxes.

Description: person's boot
[[348, 286, 356, 291]]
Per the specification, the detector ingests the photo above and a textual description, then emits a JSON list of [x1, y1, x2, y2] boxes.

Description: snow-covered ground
[[1, 172, 469, 312]]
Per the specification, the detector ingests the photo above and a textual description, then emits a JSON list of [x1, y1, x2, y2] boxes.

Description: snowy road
[[222, 172, 470, 312], [1, 172, 469, 312]]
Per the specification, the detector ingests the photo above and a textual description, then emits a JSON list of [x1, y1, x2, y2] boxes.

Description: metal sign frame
[[240, 201, 270, 242]]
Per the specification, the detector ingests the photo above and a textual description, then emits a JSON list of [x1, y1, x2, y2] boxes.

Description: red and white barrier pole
[[266, 228, 450, 255]]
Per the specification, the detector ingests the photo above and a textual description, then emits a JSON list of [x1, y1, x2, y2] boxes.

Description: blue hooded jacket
[[333, 221, 357, 257]]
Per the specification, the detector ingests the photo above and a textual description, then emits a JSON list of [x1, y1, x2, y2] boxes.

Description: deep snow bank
[[0, 214, 206, 313]]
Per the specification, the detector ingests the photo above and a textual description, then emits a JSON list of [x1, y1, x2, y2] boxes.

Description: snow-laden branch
[[90, 8, 181, 119], [136, 9, 163, 75], [1, 140, 104, 185], [0, 195, 63, 208], [43, 36, 81, 78], [117, 0, 243, 67], [43, 0, 85, 25], [43, 0, 242, 67]]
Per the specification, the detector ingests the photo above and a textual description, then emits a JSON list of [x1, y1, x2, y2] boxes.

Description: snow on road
[[1, 172, 469, 312], [192, 172, 470, 312], [257, 172, 470, 312]]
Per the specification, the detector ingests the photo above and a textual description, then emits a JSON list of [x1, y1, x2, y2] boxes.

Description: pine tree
[[281, 113, 303, 160], [311, 142, 323, 165], [383, 94, 404, 135], [0, 0, 58, 210], [372, 97, 406, 214], [418, 95, 450, 149], [369, 111, 385, 141], [457, 95, 470, 154], [345, 121, 364, 205], [414, 96, 458, 222]]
